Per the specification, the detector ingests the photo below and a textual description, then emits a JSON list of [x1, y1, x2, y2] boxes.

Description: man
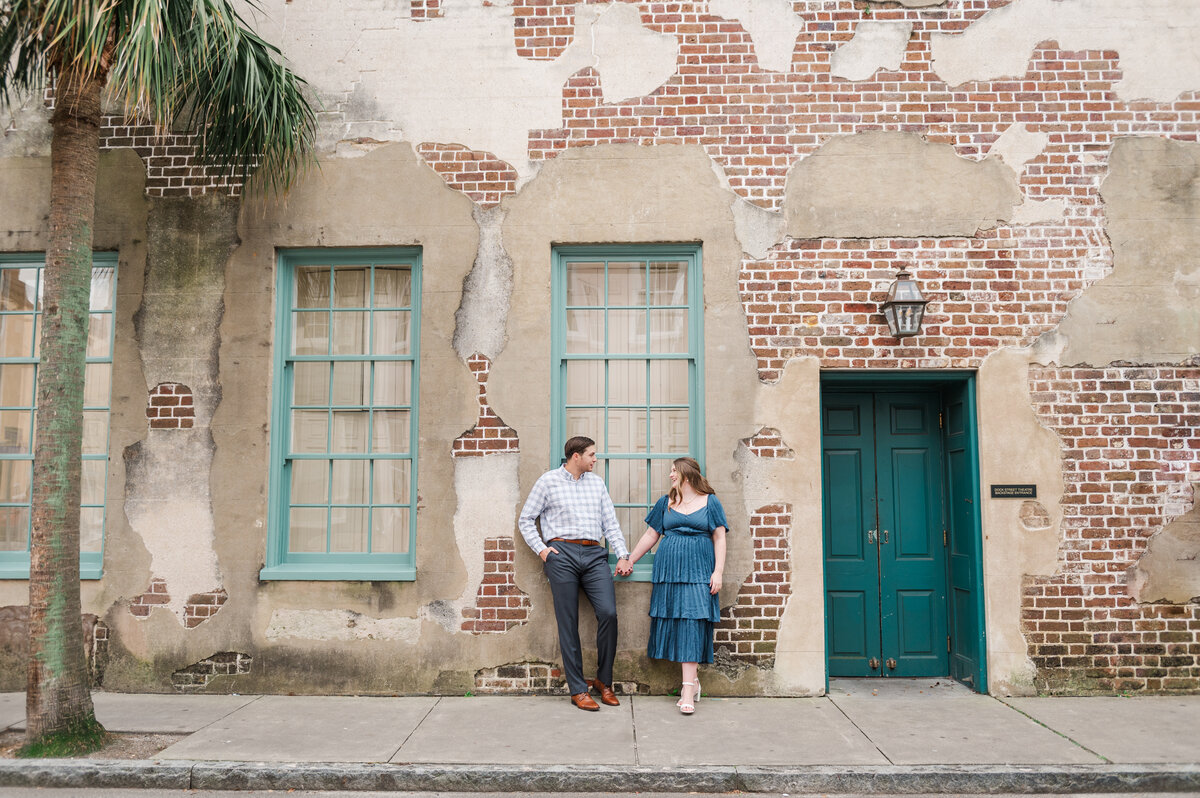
[[519, 436, 631, 711]]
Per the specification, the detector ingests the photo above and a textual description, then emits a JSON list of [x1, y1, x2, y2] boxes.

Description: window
[[262, 249, 421, 581], [552, 245, 704, 578], [0, 253, 116, 580]]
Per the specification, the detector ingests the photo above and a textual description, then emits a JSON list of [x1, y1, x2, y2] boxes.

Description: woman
[[620, 457, 727, 715]]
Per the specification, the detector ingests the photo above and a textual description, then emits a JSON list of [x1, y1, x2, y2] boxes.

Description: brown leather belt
[[549, 537, 602, 547]]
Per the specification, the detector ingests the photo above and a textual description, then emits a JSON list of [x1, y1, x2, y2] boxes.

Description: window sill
[[259, 562, 416, 582], [0, 562, 102, 580]]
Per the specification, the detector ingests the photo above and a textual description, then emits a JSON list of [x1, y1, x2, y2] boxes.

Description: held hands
[[709, 571, 722, 594], [614, 557, 633, 577], [540, 546, 560, 562]]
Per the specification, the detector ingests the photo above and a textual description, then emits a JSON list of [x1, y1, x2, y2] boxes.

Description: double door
[[823, 388, 978, 681]]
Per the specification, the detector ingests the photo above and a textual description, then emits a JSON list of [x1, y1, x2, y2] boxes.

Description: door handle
[[881, 529, 889, 544], [867, 529, 877, 544]]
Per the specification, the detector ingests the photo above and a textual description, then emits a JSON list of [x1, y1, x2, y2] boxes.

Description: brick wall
[[146, 382, 196, 429], [460, 537, 532, 634], [130, 577, 228, 628], [715, 504, 793, 666], [1025, 367, 1200, 692], [453, 353, 521, 456]]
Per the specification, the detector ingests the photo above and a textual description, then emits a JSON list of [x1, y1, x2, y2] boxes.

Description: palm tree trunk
[[26, 59, 105, 744]]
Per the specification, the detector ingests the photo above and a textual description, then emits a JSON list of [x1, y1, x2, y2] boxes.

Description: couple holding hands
[[518, 436, 728, 715]]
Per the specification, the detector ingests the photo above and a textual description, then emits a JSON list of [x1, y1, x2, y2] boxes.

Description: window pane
[[89, 267, 115, 311], [331, 410, 368, 453], [0, 268, 38, 311], [0, 507, 29, 550], [0, 460, 31, 503], [0, 410, 32, 453], [372, 507, 409, 553], [566, 262, 604, 306], [86, 313, 111, 358], [295, 266, 331, 309], [374, 266, 411, 307], [289, 507, 327, 552], [0, 364, 35, 405], [83, 363, 110, 407], [373, 361, 412, 406], [373, 460, 410, 504], [331, 311, 368, 355], [372, 410, 410, 453], [372, 311, 410, 355], [608, 309, 646, 354], [291, 410, 329, 453], [606, 458, 647, 506], [330, 508, 368, 552], [650, 409, 690, 453], [607, 262, 645, 306], [608, 359, 647, 405], [82, 411, 108, 455], [617, 506, 642, 549], [293, 311, 329, 355], [290, 459, 329, 504], [566, 310, 604, 354], [81, 460, 106, 505], [650, 360, 689, 404], [80, 507, 104, 552], [565, 360, 603, 405], [293, 362, 330, 406], [331, 361, 367, 406], [333, 267, 369, 307], [565, 408, 603, 445], [607, 409, 646, 453], [651, 457, 674, 496], [1, 315, 36, 359], [649, 260, 687, 306], [332, 459, 369, 505], [649, 309, 688, 353]]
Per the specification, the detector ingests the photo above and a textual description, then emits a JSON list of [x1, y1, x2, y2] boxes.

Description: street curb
[[1, 759, 1199, 793]]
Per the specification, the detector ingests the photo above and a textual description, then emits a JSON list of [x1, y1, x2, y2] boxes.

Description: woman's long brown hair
[[669, 457, 715, 507]]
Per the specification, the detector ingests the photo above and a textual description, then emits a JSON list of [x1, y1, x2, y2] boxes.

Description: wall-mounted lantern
[[880, 267, 928, 338]]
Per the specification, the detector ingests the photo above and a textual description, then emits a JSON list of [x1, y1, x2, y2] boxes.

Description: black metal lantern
[[881, 268, 928, 338]]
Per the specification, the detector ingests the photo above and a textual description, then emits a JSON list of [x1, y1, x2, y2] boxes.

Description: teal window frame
[[551, 244, 705, 581], [0, 252, 117, 580], [261, 248, 422, 581]]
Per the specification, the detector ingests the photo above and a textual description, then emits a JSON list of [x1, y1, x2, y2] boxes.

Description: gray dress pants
[[543, 542, 618, 696]]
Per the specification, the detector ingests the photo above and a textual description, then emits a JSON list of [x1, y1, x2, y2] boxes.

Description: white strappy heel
[[678, 681, 697, 715]]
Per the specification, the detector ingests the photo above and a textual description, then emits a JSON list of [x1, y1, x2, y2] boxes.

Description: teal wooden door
[[823, 390, 949, 678], [944, 380, 986, 689]]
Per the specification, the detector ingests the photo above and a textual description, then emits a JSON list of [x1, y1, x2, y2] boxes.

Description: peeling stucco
[[248, 0, 678, 179], [708, 0, 806, 73], [452, 206, 514, 361], [0, 91, 51, 158], [1127, 494, 1200, 605], [421, 453, 521, 632], [1033, 137, 1200, 367], [930, 0, 1200, 103], [265, 608, 421, 642], [830, 21, 912, 82], [987, 123, 1050, 173], [784, 131, 1023, 238]]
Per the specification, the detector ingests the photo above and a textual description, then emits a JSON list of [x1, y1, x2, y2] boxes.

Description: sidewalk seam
[[388, 696, 441, 763], [825, 694, 895, 765], [996, 696, 1112, 764], [629, 694, 640, 766]]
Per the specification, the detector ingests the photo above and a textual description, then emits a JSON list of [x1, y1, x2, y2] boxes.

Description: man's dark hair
[[564, 436, 596, 461]]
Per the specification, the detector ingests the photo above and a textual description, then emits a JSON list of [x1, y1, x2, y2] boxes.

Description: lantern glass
[[881, 270, 927, 338]]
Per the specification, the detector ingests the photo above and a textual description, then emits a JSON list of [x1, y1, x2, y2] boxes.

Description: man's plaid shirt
[[518, 467, 629, 558]]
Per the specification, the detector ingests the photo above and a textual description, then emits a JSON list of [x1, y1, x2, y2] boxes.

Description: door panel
[[822, 394, 880, 677], [944, 381, 986, 690]]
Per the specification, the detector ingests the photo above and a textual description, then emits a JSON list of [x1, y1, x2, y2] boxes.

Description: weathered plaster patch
[[1127, 490, 1200, 605], [732, 198, 787, 260], [930, 0, 1200, 103], [1010, 198, 1068, 226], [265, 609, 421, 642], [784, 131, 1023, 238], [250, 0, 678, 179], [977, 348, 1065, 696], [988, 123, 1050, 173], [453, 206, 514, 360], [830, 21, 912, 82], [708, 0, 806, 73], [1033, 137, 1200, 366], [420, 453, 521, 632], [0, 91, 51, 158]]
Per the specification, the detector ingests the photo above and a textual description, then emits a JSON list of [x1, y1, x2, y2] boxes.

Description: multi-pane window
[[262, 250, 420, 581], [0, 254, 116, 579], [552, 246, 703, 577]]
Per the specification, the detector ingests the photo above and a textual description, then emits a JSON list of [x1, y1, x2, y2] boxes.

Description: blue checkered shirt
[[519, 467, 629, 558]]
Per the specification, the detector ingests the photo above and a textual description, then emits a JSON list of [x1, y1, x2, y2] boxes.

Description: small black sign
[[990, 484, 1037, 499]]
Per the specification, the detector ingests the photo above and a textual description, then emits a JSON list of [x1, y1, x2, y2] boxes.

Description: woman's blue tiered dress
[[644, 494, 728, 664]]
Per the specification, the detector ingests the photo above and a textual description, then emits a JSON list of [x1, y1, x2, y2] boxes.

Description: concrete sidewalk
[[1, 679, 1198, 793]]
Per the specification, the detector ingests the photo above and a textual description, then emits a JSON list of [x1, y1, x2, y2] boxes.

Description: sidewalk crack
[[630, 695, 640, 766], [390, 696, 441, 762], [996, 696, 1111, 763], [826, 694, 894, 765]]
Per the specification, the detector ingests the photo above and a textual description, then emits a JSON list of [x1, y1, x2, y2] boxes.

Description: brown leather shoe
[[571, 692, 600, 711], [587, 678, 620, 706]]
